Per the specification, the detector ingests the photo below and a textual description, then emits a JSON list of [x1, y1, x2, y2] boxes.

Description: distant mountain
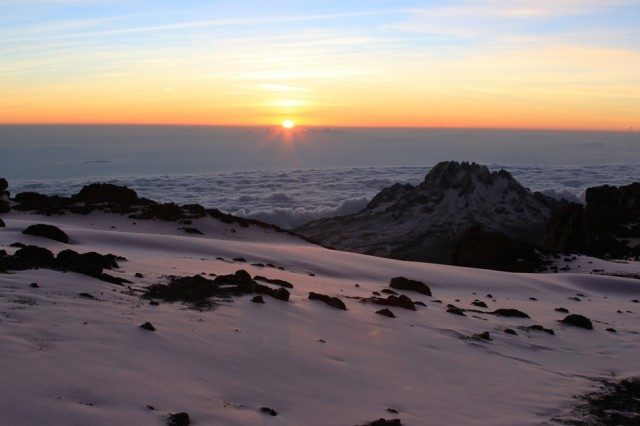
[[296, 161, 562, 263]]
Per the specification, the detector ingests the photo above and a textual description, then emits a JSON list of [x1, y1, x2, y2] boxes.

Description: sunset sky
[[1, 0, 639, 130]]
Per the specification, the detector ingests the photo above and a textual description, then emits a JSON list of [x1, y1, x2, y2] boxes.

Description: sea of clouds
[[8, 164, 640, 229]]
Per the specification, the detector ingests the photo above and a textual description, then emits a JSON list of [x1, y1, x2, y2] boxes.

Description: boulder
[[389, 277, 431, 296], [23, 224, 69, 243], [72, 183, 138, 205], [0, 178, 7, 192], [14, 245, 54, 267], [493, 308, 530, 318], [375, 308, 395, 318], [559, 314, 593, 330], [308, 292, 347, 310], [167, 412, 190, 426]]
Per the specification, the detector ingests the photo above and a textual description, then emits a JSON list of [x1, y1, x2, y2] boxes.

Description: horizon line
[[0, 122, 637, 134]]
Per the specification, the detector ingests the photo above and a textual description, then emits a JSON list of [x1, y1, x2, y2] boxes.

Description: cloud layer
[[9, 164, 640, 229]]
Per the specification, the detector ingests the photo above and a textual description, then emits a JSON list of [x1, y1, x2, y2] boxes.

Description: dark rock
[[472, 300, 488, 308], [559, 314, 594, 330], [251, 295, 265, 304], [376, 308, 395, 318], [453, 226, 550, 273], [0, 178, 7, 192], [0, 218, 5, 228], [253, 275, 294, 288], [73, 183, 139, 205], [29, 282, 39, 288], [233, 257, 247, 262], [272, 287, 290, 302], [474, 331, 492, 341], [260, 407, 277, 416], [140, 322, 156, 331], [380, 289, 397, 295], [525, 325, 555, 335], [149, 301, 159, 306], [9, 242, 25, 248], [504, 328, 518, 335], [366, 419, 402, 426], [529, 297, 537, 301], [606, 328, 617, 333], [555, 307, 569, 313], [386, 408, 398, 414], [544, 183, 640, 259], [308, 292, 347, 310], [366, 294, 416, 310], [78, 292, 95, 299], [181, 227, 203, 235], [167, 412, 190, 426], [493, 308, 530, 318], [14, 245, 54, 267], [23, 224, 69, 243], [389, 277, 431, 296], [446, 305, 466, 316], [414, 301, 426, 307], [135, 273, 144, 278]]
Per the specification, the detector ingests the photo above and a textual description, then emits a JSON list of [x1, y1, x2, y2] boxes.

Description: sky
[[1, 0, 639, 130]]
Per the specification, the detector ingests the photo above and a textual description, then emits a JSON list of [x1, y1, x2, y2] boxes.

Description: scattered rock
[[493, 308, 530, 318], [78, 292, 95, 299], [376, 308, 395, 318], [140, 322, 156, 331], [606, 328, 617, 333], [260, 407, 277, 416], [149, 301, 159, 306], [555, 307, 569, 313], [381, 289, 398, 295], [504, 328, 518, 335], [253, 275, 294, 289], [167, 412, 190, 426], [366, 419, 402, 426], [389, 277, 432, 296], [308, 292, 347, 310], [135, 273, 144, 278], [251, 295, 265, 304], [366, 294, 416, 311], [23, 224, 70, 244], [180, 227, 203, 235], [559, 314, 594, 330], [525, 325, 555, 335], [233, 257, 247, 262], [386, 408, 398, 414], [472, 300, 488, 308], [10, 242, 26, 248], [474, 331, 492, 341], [529, 297, 537, 301], [29, 282, 39, 288], [14, 245, 55, 267], [446, 305, 466, 316], [0, 218, 5, 228]]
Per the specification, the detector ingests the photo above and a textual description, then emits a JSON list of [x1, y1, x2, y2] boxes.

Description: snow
[[1, 210, 639, 425]]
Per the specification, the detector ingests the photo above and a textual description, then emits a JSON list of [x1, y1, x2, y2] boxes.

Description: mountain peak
[[297, 162, 561, 264]]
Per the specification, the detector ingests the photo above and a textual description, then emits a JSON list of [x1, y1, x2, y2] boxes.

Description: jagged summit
[[297, 161, 562, 264]]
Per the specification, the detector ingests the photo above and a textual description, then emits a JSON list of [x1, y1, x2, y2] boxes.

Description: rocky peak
[[418, 161, 526, 197]]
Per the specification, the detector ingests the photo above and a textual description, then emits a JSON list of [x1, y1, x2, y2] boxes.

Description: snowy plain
[[1, 210, 639, 425]]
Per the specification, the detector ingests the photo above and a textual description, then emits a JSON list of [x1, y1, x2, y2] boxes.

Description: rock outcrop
[[297, 161, 561, 264], [544, 183, 640, 259]]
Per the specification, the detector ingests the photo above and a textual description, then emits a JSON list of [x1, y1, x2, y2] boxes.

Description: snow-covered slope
[[1, 210, 639, 425], [297, 161, 561, 264]]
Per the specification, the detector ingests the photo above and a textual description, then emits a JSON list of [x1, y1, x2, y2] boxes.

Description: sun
[[281, 119, 295, 129]]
